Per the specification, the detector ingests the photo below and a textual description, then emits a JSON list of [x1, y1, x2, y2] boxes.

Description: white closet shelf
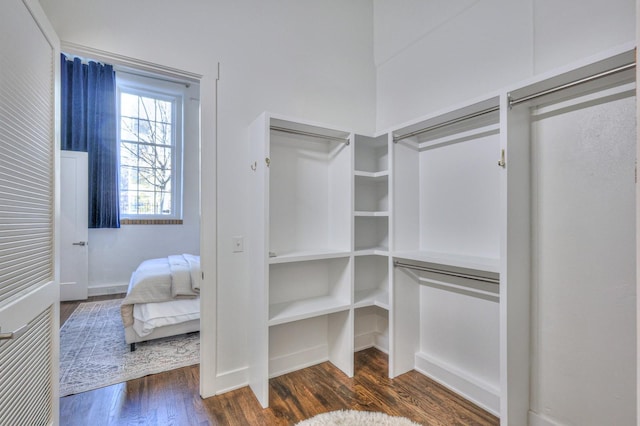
[[353, 248, 389, 257], [393, 250, 500, 274], [354, 170, 389, 180], [268, 296, 351, 326], [269, 249, 351, 264], [354, 288, 389, 310], [354, 211, 389, 217]]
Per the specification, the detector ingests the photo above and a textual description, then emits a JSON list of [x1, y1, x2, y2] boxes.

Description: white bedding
[[132, 297, 200, 337], [121, 254, 200, 329]]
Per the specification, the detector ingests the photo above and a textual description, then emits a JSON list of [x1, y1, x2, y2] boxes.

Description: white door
[[0, 0, 60, 424], [60, 151, 89, 301]]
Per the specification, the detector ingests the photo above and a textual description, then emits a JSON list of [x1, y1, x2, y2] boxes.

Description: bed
[[120, 254, 201, 351]]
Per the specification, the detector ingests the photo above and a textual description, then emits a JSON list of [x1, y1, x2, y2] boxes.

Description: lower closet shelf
[[268, 296, 350, 326]]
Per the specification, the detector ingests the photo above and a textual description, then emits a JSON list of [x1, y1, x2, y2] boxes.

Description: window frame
[[116, 72, 185, 221]]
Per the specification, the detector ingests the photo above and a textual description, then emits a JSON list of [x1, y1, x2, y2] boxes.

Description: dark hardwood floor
[[60, 298, 499, 425]]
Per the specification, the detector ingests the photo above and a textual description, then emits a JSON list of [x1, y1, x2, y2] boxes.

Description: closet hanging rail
[[270, 126, 350, 145], [509, 62, 636, 107], [393, 105, 499, 143], [394, 260, 499, 285]]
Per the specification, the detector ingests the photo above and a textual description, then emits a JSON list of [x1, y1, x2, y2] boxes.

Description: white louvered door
[[0, 1, 60, 425]]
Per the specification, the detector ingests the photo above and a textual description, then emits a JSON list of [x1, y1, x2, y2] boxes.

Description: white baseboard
[[214, 367, 249, 395], [529, 411, 561, 426], [414, 351, 500, 417], [88, 283, 128, 297], [60, 281, 87, 301], [269, 344, 328, 378], [355, 332, 389, 354], [355, 332, 374, 352]]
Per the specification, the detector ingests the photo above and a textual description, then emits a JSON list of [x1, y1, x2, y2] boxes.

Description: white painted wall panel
[[419, 284, 500, 393], [533, 0, 636, 73], [374, 0, 635, 132], [530, 94, 636, 426], [375, 0, 533, 131], [419, 134, 500, 258], [373, 0, 476, 67]]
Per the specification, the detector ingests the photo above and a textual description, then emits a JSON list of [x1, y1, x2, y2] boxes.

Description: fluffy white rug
[[59, 299, 199, 397], [296, 410, 422, 426]]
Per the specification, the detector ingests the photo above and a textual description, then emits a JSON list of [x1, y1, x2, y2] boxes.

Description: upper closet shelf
[[269, 249, 351, 264], [270, 117, 352, 144], [393, 97, 500, 144], [354, 211, 389, 217], [353, 248, 389, 257], [417, 123, 499, 151], [393, 250, 500, 275], [354, 170, 389, 179]]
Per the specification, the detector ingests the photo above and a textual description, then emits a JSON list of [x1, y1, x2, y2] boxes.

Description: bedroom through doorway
[[58, 49, 203, 396]]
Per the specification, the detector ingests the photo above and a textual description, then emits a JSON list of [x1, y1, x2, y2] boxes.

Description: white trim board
[[414, 351, 500, 417], [214, 367, 249, 396], [87, 283, 128, 297]]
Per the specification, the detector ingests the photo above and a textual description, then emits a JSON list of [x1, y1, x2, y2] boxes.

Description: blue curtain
[[61, 54, 120, 228]]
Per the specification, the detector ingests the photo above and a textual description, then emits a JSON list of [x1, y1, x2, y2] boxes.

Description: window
[[117, 74, 184, 221]]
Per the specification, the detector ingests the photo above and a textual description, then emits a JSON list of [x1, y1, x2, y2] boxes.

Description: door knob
[[72, 241, 87, 246]]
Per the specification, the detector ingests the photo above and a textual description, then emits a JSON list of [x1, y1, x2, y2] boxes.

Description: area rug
[[296, 410, 422, 426], [59, 299, 199, 397]]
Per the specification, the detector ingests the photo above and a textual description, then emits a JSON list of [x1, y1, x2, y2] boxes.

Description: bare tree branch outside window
[[119, 92, 174, 215]]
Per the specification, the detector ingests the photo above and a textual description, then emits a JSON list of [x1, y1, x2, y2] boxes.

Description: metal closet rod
[[392, 62, 636, 143], [509, 62, 636, 107], [393, 106, 499, 143], [394, 260, 500, 285], [270, 126, 350, 145]]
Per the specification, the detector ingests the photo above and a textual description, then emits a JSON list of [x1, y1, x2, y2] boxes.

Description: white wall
[[530, 93, 636, 426], [40, 0, 376, 394], [374, 0, 635, 131], [87, 81, 201, 295], [374, 1, 636, 424]]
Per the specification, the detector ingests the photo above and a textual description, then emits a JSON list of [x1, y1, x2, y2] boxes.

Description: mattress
[[132, 297, 200, 337]]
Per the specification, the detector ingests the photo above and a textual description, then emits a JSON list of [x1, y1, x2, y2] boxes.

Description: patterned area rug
[[60, 299, 199, 397], [296, 410, 422, 426]]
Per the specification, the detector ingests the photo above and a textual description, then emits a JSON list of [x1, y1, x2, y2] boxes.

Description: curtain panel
[[61, 54, 120, 228]]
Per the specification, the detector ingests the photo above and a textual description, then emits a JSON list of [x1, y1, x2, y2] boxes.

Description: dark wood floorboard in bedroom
[[60, 344, 499, 425]]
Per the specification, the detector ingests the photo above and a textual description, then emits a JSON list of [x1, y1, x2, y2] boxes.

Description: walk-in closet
[[247, 45, 637, 425]]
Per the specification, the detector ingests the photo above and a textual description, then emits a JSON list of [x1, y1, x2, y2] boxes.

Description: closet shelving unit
[[353, 134, 390, 255], [352, 134, 391, 354], [390, 96, 503, 413], [246, 44, 636, 424], [248, 113, 354, 409]]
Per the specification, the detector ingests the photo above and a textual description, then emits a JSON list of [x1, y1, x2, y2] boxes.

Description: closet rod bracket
[[498, 149, 506, 168]]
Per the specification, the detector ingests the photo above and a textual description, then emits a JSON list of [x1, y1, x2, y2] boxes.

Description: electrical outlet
[[232, 236, 244, 252]]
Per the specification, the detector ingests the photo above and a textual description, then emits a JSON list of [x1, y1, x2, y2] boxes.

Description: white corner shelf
[[268, 249, 351, 264], [353, 247, 389, 257], [354, 288, 389, 310], [354, 170, 389, 180], [354, 211, 389, 217], [268, 296, 351, 326]]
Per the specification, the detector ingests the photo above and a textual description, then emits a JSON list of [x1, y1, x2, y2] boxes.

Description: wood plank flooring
[[60, 298, 499, 425]]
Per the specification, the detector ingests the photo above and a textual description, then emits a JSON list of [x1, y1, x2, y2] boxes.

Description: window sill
[[120, 218, 183, 225]]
